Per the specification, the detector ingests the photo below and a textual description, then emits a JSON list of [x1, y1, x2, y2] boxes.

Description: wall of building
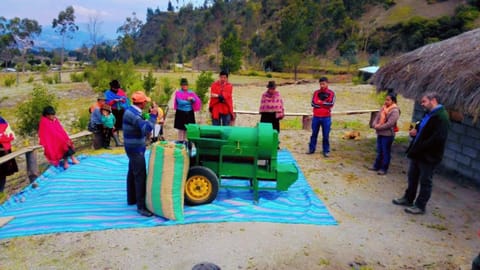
[[412, 103, 480, 186]]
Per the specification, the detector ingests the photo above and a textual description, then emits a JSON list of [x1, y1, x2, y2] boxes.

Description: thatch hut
[[372, 28, 480, 184]]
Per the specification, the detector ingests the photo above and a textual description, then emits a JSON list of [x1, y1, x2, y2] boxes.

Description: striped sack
[[146, 141, 189, 221]]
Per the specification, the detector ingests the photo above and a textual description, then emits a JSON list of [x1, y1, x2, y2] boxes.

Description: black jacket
[[406, 106, 450, 165]]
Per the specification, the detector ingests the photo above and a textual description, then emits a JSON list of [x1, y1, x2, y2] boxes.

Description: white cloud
[[72, 5, 110, 22]]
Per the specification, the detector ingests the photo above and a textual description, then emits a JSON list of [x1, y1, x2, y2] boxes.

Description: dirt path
[[1, 83, 479, 270]]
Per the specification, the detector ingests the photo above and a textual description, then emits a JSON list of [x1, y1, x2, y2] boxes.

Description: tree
[[220, 25, 242, 73], [278, 0, 313, 80], [87, 14, 103, 61], [0, 17, 41, 73], [52, 6, 79, 72], [117, 12, 143, 61]]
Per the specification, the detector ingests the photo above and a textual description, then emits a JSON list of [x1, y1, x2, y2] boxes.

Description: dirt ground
[[1, 82, 479, 270]]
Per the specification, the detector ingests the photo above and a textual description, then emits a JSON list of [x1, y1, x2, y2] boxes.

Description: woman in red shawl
[[38, 106, 80, 169]]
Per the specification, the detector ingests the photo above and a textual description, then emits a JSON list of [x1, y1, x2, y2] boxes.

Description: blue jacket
[[122, 106, 157, 153]]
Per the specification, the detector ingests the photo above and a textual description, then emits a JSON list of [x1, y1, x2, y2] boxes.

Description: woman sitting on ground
[[39, 106, 80, 169]]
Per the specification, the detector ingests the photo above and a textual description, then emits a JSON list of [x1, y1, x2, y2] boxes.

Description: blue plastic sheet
[[0, 150, 336, 239]]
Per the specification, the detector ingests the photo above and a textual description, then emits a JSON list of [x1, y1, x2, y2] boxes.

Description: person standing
[[307, 77, 335, 157], [174, 78, 201, 141], [105, 80, 128, 146], [123, 91, 158, 217], [38, 106, 80, 169], [100, 104, 115, 149], [368, 92, 400, 175], [392, 92, 449, 215], [0, 116, 19, 193], [259, 80, 284, 133], [209, 71, 234, 126]]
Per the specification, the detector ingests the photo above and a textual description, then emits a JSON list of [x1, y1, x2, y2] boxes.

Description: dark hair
[[386, 92, 397, 103], [319, 77, 328, 82], [180, 78, 188, 85], [42, 106, 56, 116], [219, 70, 229, 77], [423, 91, 441, 103], [109, 80, 120, 89]]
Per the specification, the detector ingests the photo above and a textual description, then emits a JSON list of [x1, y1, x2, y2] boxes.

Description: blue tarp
[[0, 150, 336, 240]]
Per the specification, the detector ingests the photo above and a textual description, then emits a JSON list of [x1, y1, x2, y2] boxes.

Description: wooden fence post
[[26, 149, 39, 183]]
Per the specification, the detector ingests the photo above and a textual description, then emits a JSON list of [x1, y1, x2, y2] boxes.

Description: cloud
[[72, 5, 110, 23]]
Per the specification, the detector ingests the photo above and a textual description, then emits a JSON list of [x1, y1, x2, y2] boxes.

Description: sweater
[[311, 88, 335, 117], [122, 105, 157, 153]]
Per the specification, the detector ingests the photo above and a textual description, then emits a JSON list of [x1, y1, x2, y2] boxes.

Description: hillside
[[126, 0, 478, 72]]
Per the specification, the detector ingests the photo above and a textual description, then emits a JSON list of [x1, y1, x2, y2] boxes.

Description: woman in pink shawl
[[39, 106, 80, 169], [173, 78, 202, 141]]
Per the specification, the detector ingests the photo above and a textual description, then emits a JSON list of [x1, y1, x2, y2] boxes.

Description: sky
[[2, 0, 201, 39]]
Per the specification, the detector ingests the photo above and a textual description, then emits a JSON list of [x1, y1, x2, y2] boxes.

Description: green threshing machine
[[183, 122, 299, 205]]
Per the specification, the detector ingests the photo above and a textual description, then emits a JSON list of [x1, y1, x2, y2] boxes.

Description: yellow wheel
[[184, 166, 219, 206]]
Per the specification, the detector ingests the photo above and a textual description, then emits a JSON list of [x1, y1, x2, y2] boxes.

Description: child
[[101, 104, 116, 149], [151, 102, 165, 142]]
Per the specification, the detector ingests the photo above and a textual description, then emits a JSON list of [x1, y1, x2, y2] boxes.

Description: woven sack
[[146, 141, 189, 221]]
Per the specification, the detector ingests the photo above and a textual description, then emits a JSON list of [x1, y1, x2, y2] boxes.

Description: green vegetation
[[195, 71, 215, 105], [15, 85, 58, 138]]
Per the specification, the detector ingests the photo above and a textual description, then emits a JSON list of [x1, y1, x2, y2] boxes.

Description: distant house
[[373, 28, 480, 185]]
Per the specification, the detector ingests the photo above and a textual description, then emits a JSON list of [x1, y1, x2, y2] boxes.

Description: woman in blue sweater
[[173, 78, 201, 141]]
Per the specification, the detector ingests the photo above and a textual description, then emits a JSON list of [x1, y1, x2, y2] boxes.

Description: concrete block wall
[[412, 103, 480, 186]]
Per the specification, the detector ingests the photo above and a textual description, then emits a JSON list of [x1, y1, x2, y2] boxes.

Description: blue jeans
[[404, 159, 436, 210], [373, 135, 395, 172], [212, 114, 231, 126], [308, 116, 331, 154], [126, 151, 147, 209]]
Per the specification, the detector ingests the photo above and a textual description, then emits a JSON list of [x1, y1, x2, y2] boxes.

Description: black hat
[[109, 80, 120, 89], [267, 81, 276, 89], [319, 77, 328, 82], [180, 78, 188, 85]]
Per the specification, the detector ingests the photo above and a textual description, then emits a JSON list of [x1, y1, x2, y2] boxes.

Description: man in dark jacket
[[392, 92, 449, 215]]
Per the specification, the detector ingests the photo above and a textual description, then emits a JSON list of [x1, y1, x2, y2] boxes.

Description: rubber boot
[[113, 134, 123, 147]]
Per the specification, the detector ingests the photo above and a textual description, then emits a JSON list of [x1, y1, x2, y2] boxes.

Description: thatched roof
[[372, 28, 480, 121]]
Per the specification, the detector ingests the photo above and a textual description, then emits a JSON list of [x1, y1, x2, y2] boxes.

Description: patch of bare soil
[[1, 83, 479, 270]]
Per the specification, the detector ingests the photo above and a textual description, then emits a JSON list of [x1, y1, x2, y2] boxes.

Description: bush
[[84, 60, 142, 93], [73, 109, 90, 131], [70, 72, 85, 82], [42, 74, 55, 84], [3, 75, 16, 87], [266, 73, 273, 78], [16, 85, 58, 138], [195, 71, 214, 106], [27, 76, 35, 83], [143, 70, 157, 95]]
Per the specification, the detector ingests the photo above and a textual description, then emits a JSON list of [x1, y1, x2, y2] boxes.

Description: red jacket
[[209, 80, 234, 120], [311, 88, 335, 117]]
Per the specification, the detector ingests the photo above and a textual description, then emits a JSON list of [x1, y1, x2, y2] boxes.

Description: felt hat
[[131, 91, 151, 103], [180, 78, 188, 85], [109, 80, 121, 89], [267, 81, 276, 89], [101, 104, 112, 112]]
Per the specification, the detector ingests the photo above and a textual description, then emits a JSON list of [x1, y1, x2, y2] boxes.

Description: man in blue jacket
[[123, 91, 158, 217], [392, 92, 449, 215]]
